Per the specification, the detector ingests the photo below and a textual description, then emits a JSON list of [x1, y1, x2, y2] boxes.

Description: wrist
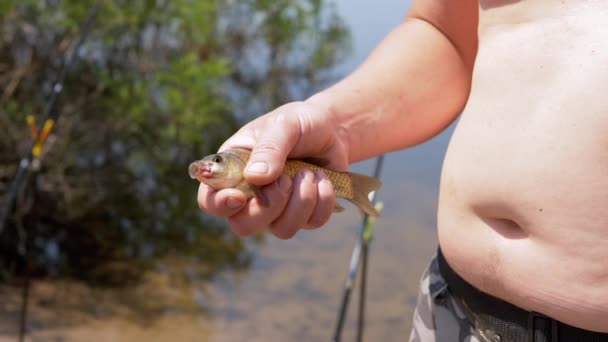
[[304, 92, 352, 166], [305, 91, 336, 119]]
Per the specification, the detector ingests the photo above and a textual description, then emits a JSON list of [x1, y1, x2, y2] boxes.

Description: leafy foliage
[[0, 0, 350, 286]]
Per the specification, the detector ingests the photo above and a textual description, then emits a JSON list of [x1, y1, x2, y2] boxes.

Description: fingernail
[[246, 162, 268, 174], [277, 175, 292, 193], [226, 197, 245, 209], [304, 169, 316, 184]]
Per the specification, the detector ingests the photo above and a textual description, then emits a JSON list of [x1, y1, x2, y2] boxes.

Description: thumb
[[244, 114, 300, 186]]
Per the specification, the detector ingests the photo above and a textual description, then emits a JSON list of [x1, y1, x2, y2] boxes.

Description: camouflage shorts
[[408, 253, 489, 342]]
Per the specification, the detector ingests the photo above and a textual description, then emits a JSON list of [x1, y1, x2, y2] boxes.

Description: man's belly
[[437, 5, 608, 332]]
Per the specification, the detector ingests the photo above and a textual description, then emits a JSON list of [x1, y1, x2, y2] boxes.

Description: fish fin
[[347, 173, 382, 217], [251, 184, 270, 208], [333, 202, 345, 213], [234, 180, 269, 207]]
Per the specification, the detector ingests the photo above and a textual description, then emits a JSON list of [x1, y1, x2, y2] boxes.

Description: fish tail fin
[[348, 173, 382, 217]]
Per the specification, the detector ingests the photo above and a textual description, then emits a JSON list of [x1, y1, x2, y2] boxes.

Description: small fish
[[189, 149, 382, 217]]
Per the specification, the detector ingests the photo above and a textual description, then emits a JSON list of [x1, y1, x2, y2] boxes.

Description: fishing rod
[[0, 1, 101, 237], [333, 154, 385, 342], [0, 4, 100, 341]]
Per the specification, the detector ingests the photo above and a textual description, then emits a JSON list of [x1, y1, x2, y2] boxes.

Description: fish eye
[[213, 155, 223, 163]]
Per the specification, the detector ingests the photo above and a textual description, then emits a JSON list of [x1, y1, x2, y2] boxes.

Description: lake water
[[202, 1, 459, 341]]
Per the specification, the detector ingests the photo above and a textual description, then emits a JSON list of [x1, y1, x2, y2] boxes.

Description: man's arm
[[308, 0, 479, 163], [199, 0, 479, 238]]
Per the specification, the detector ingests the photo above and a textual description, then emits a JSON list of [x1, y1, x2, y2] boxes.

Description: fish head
[[188, 151, 245, 189]]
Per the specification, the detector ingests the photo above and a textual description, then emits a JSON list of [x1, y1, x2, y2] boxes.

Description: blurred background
[[0, 0, 458, 341]]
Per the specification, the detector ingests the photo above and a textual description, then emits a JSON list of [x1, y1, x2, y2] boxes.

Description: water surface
[[203, 1, 458, 340]]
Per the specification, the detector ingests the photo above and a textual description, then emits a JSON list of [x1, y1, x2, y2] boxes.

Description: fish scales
[[283, 160, 354, 200]]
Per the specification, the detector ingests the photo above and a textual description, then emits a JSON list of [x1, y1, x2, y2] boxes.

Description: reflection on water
[[0, 0, 461, 341]]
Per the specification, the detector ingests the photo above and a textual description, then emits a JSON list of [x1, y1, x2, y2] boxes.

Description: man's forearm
[[307, 5, 478, 163]]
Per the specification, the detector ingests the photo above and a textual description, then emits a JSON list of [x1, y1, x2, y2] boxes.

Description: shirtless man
[[198, 0, 608, 340]]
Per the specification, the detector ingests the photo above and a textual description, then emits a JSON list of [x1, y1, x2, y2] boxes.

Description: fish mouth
[[188, 161, 212, 179]]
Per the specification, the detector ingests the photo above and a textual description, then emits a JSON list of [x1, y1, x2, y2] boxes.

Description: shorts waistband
[[436, 247, 608, 342]]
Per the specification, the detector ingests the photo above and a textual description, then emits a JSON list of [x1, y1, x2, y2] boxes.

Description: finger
[[244, 111, 301, 186], [227, 175, 293, 237], [197, 184, 247, 217], [269, 169, 317, 239], [304, 171, 336, 229]]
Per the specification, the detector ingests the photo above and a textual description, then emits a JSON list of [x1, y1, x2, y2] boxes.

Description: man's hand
[[198, 0, 478, 239], [197, 100, 348, 239]]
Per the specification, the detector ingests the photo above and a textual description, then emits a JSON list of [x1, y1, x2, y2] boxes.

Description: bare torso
[[438, 0, 608, 332]]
